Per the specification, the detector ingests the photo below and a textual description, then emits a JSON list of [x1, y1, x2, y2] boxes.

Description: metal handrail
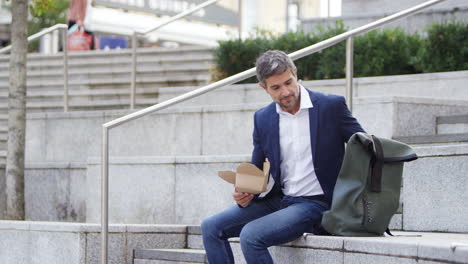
[[100, 0, 446, 263], [129, 0, 220, 109], [0, 23, 70, 112], [0, 23, 67, 53]]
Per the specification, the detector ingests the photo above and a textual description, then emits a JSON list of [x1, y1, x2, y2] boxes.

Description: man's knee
[[239, 222, 264, 249], [201, 216, 216, 237]]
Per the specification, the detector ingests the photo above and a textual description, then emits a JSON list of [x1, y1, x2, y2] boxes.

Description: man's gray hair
[[255, 50, 297, 87]]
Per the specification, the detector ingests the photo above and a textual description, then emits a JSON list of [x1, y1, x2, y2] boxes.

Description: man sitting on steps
[[201, 50, 365, 264]]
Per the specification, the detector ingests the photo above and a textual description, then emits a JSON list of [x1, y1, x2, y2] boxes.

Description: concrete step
[[0, 74, 210, 88], [0, 57, 212, 72], [0, 118, 7, 127], [0, 149, 6, 167], [0, 45, 213, 63], [24, 87, 160, 98], [24, 97, 158, 111], [229, 231, 468, 264], [187, 226, 203, 250], [394, 133, 468, 144], [18, 55, 213, 72], [134, 227, 468, 264], [0, 88, 161, 112], [187, 226, 468, 264], [0, 47, 214, 75], [0, 98, 157, 112], [437, 114, 468, 134], [0, 46, 214, 96], [0, 65, 212, 82], [134, 249, 207, 264], [0, 60, 211, 75]]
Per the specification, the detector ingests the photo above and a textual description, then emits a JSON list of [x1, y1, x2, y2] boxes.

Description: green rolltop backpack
[[321, 132, 418, 236]]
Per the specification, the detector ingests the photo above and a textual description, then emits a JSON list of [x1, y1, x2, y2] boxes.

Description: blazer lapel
[[308, 91, 319, 164], [270, 111, 280, 176]]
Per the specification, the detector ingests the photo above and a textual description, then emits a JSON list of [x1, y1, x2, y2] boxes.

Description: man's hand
[[233, 189, 254, 207]]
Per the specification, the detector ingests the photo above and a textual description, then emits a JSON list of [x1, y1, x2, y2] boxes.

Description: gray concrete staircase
[[0, 46, 213, 113], [0, 46, 214, 165], [133, 225, 468, 264], [0, 220, 466, 264], [438, 115, 468, 134], [134, 249, 208, 264], [134, 226, 206, 264]]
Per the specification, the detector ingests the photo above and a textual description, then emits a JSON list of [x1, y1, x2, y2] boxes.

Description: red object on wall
[[67, 30, 92, 51]]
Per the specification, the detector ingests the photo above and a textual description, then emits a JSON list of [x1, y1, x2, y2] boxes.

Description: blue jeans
[[201, 194, 329, 264]]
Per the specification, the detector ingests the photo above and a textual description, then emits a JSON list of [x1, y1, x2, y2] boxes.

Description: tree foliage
[[28, 0, 69, 51], [30, 0, 55, 16], [4, 0, 69, 50]]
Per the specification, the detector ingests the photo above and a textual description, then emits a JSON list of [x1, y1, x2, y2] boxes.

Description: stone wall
[[0, 221, 187, 264]]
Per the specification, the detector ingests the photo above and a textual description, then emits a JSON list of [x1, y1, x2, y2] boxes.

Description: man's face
[[261, 69, 300, 114]]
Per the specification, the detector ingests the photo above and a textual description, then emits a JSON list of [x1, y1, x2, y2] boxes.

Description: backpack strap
[[385, 228, 422, 237], [370, 135, 384, 193], [385, 228, 394, 236]]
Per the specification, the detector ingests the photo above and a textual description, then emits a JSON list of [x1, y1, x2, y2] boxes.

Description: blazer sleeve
[[251, 111, 266, 170], [336, 96, 365, 142]]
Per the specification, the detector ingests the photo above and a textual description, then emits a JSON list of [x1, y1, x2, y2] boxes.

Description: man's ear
[[259, 83, 267, 92]]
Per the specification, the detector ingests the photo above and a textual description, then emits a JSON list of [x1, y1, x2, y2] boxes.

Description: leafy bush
[[271, 31, 320, 81], [0, 0, 68, 50], [28, 0, 69, 52], [212, 36, 270, 83], [212, 23, 347, 83], [421, 21, 468, 72], [211, 21, 467, 83], [313, 21, 347, 79], [354, 28, 423, 77]]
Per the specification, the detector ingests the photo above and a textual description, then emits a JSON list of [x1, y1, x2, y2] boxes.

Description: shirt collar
[[276, 84, 313, 114]]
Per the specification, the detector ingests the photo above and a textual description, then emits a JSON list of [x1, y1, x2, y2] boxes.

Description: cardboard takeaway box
[[218, 160, 270, 194]]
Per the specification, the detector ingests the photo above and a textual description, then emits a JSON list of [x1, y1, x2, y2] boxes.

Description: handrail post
[[101, 126, 109, 264], [130, 31, 137, 110], [346, 37, 354, 113], [62, 27, 69, 112]]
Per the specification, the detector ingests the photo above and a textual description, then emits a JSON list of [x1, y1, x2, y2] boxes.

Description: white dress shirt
[[276, 85, 324, 197]]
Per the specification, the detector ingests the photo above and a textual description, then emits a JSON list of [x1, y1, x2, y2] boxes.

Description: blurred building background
[[0, 0, 466, 50]]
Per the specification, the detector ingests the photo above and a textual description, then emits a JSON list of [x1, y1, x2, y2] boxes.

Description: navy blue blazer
[[251, 88, 365, 204]]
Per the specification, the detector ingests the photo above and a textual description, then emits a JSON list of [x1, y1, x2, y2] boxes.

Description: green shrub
[[272, 31, 320, 81], [313, 21, 347, 79], [354, 28, 423, 77], [212, 36, 270, 83], [211, 21, 467, 83], [27, 0, 69, 52], [0, 0, 68, 51], [421, 21, 468, 72], [212, 23, 347, 83]]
